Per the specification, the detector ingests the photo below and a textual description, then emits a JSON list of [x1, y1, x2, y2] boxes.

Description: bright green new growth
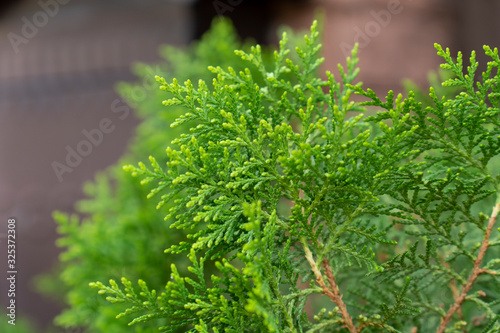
[[91, 21, 500, 332]]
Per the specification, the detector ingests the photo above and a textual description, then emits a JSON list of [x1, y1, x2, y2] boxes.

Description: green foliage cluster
[[51, 19, 500, 332], [39, 19, 269, 333]]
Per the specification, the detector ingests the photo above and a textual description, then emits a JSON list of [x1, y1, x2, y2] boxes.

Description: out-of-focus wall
[[271, 0, 500, 95], [270, 0, 456, 95]]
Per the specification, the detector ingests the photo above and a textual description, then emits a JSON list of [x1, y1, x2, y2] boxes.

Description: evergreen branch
[[78, 20, 500, 332], [437, 201, 500, 333]]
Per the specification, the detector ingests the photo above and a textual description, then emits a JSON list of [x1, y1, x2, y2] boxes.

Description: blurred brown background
[[0, 0, 499, 331]]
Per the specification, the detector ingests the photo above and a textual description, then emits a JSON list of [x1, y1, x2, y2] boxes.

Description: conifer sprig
[[90, 21, 500, 332]]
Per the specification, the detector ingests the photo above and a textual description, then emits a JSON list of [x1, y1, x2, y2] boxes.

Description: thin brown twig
[[322, 259, 359, 333], [436, 202, 500, 333], [303, 244, 358, 333], [299, 189, 357, 332], [440, 259, 464, 322]]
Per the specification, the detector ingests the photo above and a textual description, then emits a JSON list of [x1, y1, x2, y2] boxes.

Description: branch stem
[[436, 201, 500, 333], [303, 242, 358, 333]]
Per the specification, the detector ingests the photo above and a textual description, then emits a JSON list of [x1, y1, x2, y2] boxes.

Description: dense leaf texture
[[89, 22, 500, 332]]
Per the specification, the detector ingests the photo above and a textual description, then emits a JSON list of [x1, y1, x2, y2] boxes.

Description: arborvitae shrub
[[56, 20, 500, 332]]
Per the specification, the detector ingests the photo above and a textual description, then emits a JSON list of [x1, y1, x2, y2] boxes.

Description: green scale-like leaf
[[88, 20, 500, 333]]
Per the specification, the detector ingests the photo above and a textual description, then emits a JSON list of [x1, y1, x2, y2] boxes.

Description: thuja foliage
[[39, 19, 270, 333], [90, 21, 500, 332]]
